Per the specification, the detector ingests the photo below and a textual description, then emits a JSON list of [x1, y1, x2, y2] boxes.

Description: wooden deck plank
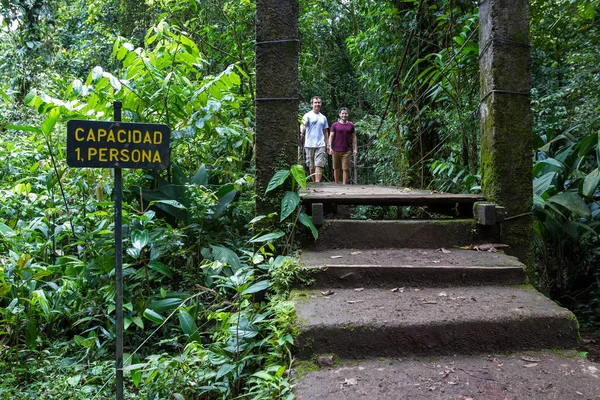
[[299, 183, 484, 206]]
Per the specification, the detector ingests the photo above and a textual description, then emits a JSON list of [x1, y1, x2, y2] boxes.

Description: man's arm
[[352, 131, 358, 156], [300, 116, 308, 141], [324, 128, 331, 154]]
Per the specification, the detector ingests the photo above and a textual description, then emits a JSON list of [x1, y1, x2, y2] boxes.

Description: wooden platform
[[300, 183, 485, 219]]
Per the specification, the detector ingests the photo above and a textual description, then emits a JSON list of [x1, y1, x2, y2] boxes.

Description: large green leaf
[[228, 318, 259, 339], [265, 170, 290, 194], [148, 298, 183, 313], [533, 172, 556, 196], [143, 308, 165, 324], [148, 261, 173, 278], [241, 280, 270, 295], [280, 191, 300, 221], [547, 191, 591, 218], [532, 158, 564, 177], [6, 124, 42, 134], [533, 194, 546, 210], [91, 66, 104, 82], [190, 164, 208, 186], [291, 164, 307, 189], [582, 168, 600, 198], [151, 199, 187, 209], [178, 310, 201, 343], [299, 212, 318, 239], [41, 107, 60, 135], [211, 245, 241, 270], [131, 230, 149, 249], [249, 231, 285, 243], [0, 222, 13, 234], [214, 188, 237, 218], [575, 131, 598, 157]]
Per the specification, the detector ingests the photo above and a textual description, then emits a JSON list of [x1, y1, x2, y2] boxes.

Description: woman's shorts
[[305, 147, 327, 168], [332, 151, 351, 171]]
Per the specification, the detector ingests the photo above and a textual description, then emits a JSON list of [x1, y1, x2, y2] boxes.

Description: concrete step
[[293, 351, 600, 399], [309, 219, 499, 250], [300, 248, 525, 287], [293, 286, 578, 359]]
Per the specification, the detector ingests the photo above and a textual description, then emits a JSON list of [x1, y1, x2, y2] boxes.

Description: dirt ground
[[580, 327, 600, 363]]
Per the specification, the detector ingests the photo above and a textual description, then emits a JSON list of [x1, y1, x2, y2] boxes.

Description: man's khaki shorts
[[332, 151, 351, 171], [305, 147, 327, 169]]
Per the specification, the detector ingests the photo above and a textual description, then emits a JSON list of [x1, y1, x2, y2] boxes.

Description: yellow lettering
[[109, 148, 119, 162], [153, 131, 162, 144], [118, 129, 127, 143], [98, 148, 107, 162], [75, 128, 85, 141], [143, 131, 152, 144], [107, 129, 116, 142], [132, 130, 142, 143], [141, 149, 151, 162], [86, 128, 96, 141], [88, 148, 98, 159], [152, 152, 161, 163], [97, 129, 107, 142], [131, 149, 140, 162], [120, 149, 129, 162]]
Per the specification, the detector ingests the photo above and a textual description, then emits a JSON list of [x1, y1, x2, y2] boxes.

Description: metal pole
[[113, 101, 124, 400]]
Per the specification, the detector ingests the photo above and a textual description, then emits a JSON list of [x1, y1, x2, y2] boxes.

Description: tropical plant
[[532, 125, 600, 317]]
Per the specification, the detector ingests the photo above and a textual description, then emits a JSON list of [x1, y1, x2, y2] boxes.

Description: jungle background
[[0, 0, 598, 398]]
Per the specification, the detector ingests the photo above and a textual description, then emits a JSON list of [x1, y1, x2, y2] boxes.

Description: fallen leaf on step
[[523, 363, 538, 368], [321, 290, 335, 296], [521, 356, 541, 363], [330, 255, 343, 259], [347, 300, 364, 304], [474, 243, 509, 251], [354, 287, 364, 292], [438, 248, 452, 254], [391, 287, 399, 292], [350, 251, 362, 255], [432, 260, 441, 263], [487, 247, 498, 253], [458, 245, 473, 250], [438, 291, 448, 297]]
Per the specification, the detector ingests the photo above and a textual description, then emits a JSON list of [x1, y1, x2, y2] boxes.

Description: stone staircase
[[290, 184, 597, 399]]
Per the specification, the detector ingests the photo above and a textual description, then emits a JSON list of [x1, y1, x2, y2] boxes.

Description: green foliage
[[0, 5, 301, 397], [263, 164, 317, 243], [529, 0, 600, 326], [532, 125, 600, 321], [429, 153, 481, 193]]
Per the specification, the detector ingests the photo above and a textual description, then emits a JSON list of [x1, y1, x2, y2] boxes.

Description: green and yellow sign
[[67, 120, 170, 169]]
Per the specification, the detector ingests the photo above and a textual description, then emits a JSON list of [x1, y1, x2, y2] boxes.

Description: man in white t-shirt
[[300, 96, 329, 182]]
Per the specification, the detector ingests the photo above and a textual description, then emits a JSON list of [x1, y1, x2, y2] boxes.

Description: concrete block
[[311, 203, 324, 226], [476, 203, 496, 226]]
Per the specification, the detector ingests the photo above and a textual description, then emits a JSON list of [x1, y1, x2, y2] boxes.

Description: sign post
[[67, 103, 170, 399], [113, 102, 124, 400]]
